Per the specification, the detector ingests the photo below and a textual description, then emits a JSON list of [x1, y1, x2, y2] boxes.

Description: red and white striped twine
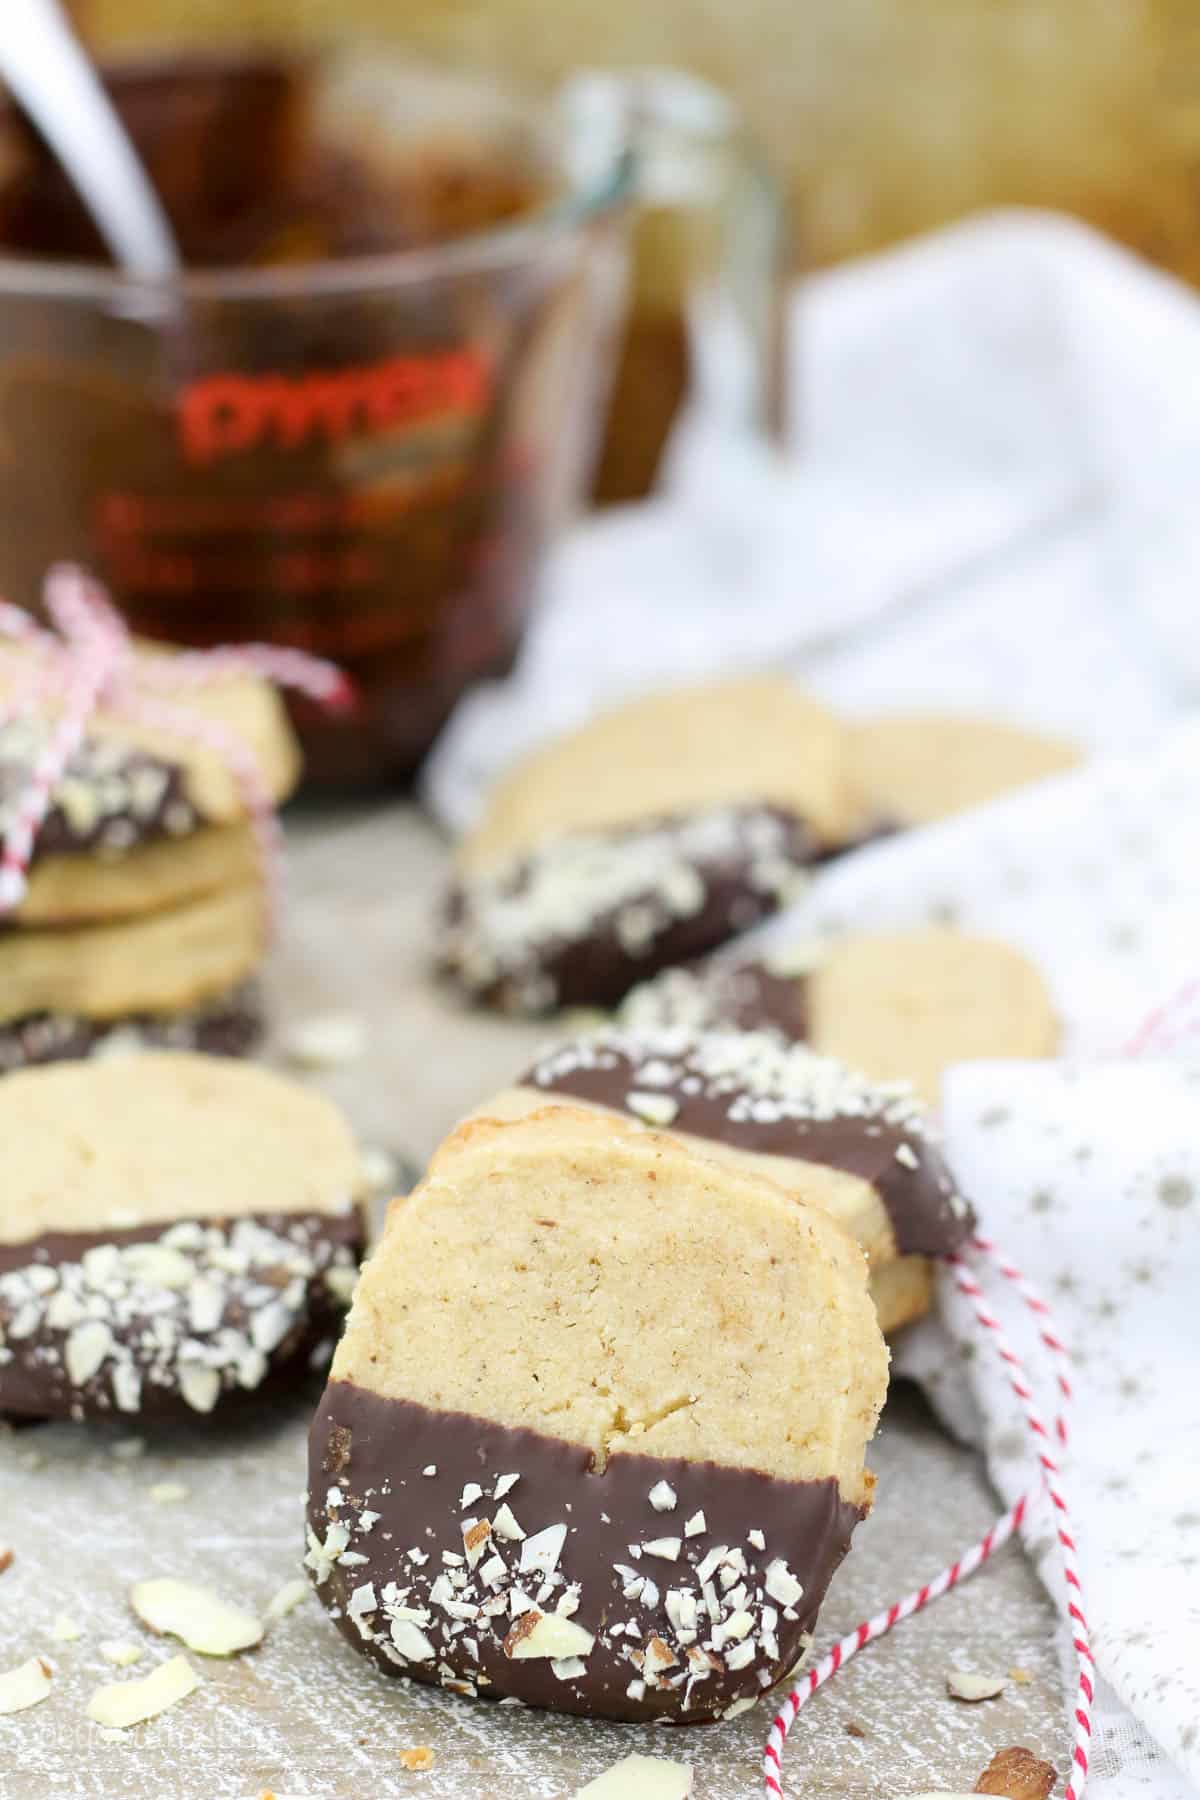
[[0, 565, 352, 928], [763, 1236, 1093, 1800], [1122, 977, 1200, 1059]]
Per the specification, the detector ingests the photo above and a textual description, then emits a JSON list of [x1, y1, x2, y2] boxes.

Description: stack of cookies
[[0, 647, 300, 1073], [308, 1105, 889, 1721]]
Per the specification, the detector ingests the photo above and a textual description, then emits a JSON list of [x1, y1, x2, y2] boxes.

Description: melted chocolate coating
[[626, 959, 813, 1040], [0, 724, 199, 863], [0, 986, 262, 1074], [522, 1038, 973, 1258], [0, 1208, 363, 1421], [308, 1383, 864, 1722], [441, 805, 819, 1016]]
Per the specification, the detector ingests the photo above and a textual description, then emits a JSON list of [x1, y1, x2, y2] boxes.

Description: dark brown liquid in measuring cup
[[0, 55, 561, 783]]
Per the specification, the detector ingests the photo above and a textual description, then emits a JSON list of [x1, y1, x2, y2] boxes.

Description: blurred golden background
[[78, 0, 1200, 282]]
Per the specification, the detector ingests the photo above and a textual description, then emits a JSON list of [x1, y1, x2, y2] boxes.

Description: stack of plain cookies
[[0, 644, 300, 1073]]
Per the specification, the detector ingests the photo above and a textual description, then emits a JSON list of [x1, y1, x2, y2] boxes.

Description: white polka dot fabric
[[756, 723, 1200, 1799]]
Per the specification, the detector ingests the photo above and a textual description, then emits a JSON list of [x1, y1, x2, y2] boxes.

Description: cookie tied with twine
[[0, 564, 353, 929]]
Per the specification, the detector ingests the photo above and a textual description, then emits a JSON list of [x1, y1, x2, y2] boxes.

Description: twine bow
[[0, 563, 353, 925]]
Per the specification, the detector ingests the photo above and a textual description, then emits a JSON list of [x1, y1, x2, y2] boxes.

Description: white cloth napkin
[[424, 209, 1198, 832], [751, 729, 1200, 1800], [931, 1059, 1200, 1800]]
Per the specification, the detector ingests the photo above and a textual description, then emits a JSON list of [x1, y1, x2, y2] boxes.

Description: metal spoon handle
[[2, 0, 179, 275]]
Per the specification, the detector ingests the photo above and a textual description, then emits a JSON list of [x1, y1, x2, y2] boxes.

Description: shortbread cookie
[[11, 822, 260, 927], [457, 677, 863, 873], [481, 1027, 972, 1268], [440, 805, 814, 1015], [0, 984, 262, 1075], [0, 881, 265, 1025], [620, 928, 1059, 1106], [0, 1053, 364, 1421], [847, 713, 1081, 828], [308, 1108, 887, 1721], [866, 1255, 934, 1336]]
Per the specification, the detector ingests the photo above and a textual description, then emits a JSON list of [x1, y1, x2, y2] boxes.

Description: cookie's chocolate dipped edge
[[633, 957, 813, 1044], [441, 805, 819, 1016], [0, 739, 200, 863], [0, 986, 263, 1074], [307, 1382, 865, 1723], [0, 1208, 363, 1422], [523, 1048, 973, 1258]]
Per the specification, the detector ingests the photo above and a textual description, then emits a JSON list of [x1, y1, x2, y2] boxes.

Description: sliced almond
[[87, 1653, 199, 1728], [573, 1754, 695, 1797], [0, 1546, 12, 1576], [178, 1365, 221, 1415], [130, 1578, 263, 1656], [264, 1578, 310, 1623], [947, 1669, 1007, 1702], [50, 1615, 82, 1642], [975, 1746, 1057, 1799], [99, 1642, 144, 1668], [503, 1610, 595, 1661], [0, 1656, 53, 1715], [65, 1320, 112, 1387], [119, 1244, 195, 1289]]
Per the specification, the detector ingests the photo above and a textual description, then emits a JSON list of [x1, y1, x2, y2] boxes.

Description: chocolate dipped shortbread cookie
[[0, 1053, 364, 1421], [474, 1026, 973, 1331], [620, 927, 1059, 1106], [440, 677, 869, 1014], [440, 805, 816, 1015], [307, 1107, 888, 1722]]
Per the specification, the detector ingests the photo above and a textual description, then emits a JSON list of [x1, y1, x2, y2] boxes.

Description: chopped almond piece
[[975, 1746, 1057, 1799], [398, 1746, 435, 1771]]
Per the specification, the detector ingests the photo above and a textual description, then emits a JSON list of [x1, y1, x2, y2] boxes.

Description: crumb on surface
[[399, 1746, 436, 1771]]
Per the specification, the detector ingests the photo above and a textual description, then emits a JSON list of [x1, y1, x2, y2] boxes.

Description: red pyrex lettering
[[177, 348, 491, 465]]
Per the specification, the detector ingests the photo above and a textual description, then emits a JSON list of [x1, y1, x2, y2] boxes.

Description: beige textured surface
[[0, 802, 1065, 1797], [0, 1052, 363, 1239], [337, 1104, 888, 1496], [14, 822, 260, 926], [458, 677, 861, 867], [0, 879, 265, 1023]]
